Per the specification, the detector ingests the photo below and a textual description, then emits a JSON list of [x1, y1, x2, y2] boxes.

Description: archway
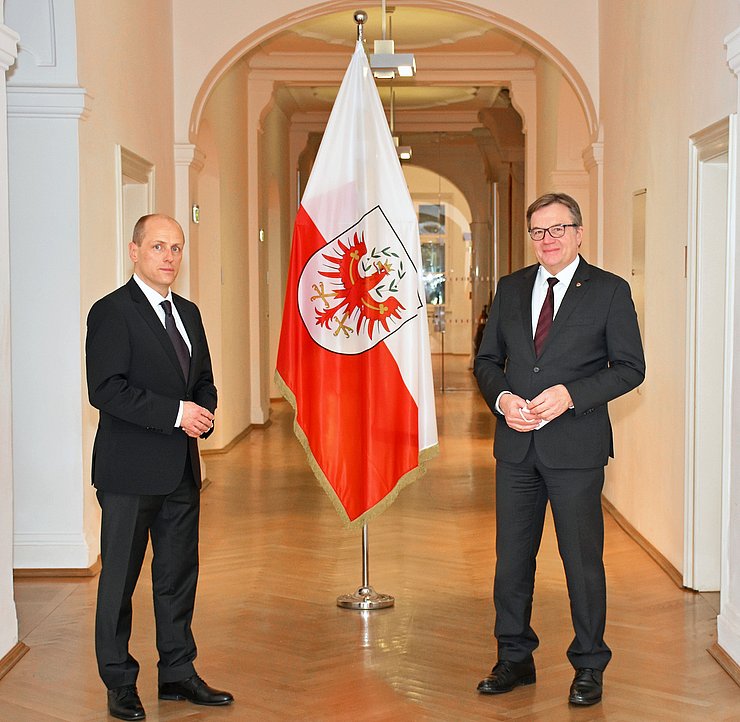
[[179, 0, 600, 437]]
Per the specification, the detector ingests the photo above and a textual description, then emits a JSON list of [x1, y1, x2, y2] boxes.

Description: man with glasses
[[474, 193, 645, 706]]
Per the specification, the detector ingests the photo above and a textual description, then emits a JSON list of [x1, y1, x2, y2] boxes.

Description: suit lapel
[[546, 256, 592, 346], [519, 265, 538, 357], [173, 294, 195, 386], [127, 278, 188, 383]]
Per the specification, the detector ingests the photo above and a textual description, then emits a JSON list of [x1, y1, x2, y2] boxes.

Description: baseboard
[[708, 642, 740, 688], [13, 555, 101, 578], [0, 642, 29, 681], [601, 496, 684, 588], [201, 418, 272, 456]]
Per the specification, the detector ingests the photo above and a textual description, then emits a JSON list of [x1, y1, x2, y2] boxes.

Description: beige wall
[[76, 0, 177, 549], [197, 61, 252, 447], [599, 0, 740, 571]]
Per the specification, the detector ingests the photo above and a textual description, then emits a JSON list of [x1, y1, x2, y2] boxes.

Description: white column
[[718, 26, 740, 669], [582, 129, 604, 267], [509, 77, 537, 266], [247, 78, 273, 424], [174, 143, 205, 300], [0, 16, 19, 659], [6, 0, 96, 569], [7, 85, 95, 568]]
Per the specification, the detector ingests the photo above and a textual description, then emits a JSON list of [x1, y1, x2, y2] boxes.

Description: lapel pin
[[576, 282, 582, 287]]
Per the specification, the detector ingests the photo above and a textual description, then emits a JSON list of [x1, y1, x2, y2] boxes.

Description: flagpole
[[334, 10, 395, 612], [337, 523, 394, 609]]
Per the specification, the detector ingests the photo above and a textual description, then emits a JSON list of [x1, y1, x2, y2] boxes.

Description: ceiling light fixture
[[369, 2, 416, 79]]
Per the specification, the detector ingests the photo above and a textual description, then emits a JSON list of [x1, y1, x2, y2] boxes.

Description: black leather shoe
[[477, 659, 536, 694], [159, 674, 234, 706], [568, 667, 603, 705], [107, 685, 145, 720]]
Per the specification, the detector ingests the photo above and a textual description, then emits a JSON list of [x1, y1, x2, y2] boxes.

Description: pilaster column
[[716, 25, 740, 670], [174, 143, 206, 300], [247, 78, 274, 424], [0, 18, 19, 659], [509, 77, 537, 266], [7, 84, 95, 568], [582, 130, 604, 267]]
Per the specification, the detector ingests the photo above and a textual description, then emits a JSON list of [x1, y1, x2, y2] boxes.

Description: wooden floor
[[2, 356, 739, 720]]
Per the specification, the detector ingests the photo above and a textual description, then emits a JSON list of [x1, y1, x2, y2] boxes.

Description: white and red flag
[[275, 41, 438, 527]]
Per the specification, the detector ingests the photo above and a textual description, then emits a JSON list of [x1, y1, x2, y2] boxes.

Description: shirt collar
[[133, 273, 173, 310], [536, 254, 581, 288]]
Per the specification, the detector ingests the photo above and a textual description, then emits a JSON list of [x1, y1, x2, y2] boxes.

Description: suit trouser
[[95, 461, 200, 689], [494, 439, 612, 671]]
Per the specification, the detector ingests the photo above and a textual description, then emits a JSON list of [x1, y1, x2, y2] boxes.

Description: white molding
[[115, 145, 155, 286], [582, 140, 603, 171], [726, 26, 740, 76], [118, 145, 155, 185], [0, 24, 20, 71], [174, 143, 206, 173], [718, 602, 740, 664], [13, 532, 93, 569], [722, 112, 737, 612], [684, 116, 732, 590], [6, 85, 92, 119]]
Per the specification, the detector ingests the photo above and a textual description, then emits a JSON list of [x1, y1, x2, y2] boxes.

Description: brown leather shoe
[[159, 674, 234, 706], [477, 659, 536, 694], [107, 685, 145, 720], [568, 667, 603, 705]]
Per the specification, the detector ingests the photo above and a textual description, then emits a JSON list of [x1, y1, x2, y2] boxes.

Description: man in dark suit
[[474, 193, 645, 706], [86, 214, 233, 720]]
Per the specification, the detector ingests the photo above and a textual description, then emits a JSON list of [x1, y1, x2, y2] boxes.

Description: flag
[[275, 41, 438, 527]]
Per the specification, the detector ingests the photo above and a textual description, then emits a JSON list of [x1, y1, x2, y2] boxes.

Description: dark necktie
[[534, 276, 559, 356], [160, 299, 190, 378]]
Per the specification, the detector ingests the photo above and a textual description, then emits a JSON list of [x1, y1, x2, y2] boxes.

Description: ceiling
[[252, 6, 537, 119]]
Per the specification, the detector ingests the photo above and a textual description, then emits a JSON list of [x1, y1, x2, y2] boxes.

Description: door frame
[[684, 115, 735, 590]]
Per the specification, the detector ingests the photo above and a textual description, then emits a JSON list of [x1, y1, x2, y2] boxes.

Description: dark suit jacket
[[86, 277, 217, 494], [474, 257, 645, 469]]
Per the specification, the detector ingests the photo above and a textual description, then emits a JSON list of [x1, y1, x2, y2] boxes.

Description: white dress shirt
[[132, 274, 191, 427], [530, 255, 581, 335], [495, 255, 581, 415]]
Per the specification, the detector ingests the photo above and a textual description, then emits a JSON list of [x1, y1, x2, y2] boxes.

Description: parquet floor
[[1, 356, 739, 720]]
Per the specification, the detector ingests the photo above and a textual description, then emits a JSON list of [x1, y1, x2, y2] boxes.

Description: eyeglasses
[[528, 223, 579, 241]]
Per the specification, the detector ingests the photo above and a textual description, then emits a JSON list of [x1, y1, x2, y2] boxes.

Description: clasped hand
[[500, 384, 573, 432], [180, 401, 215, 438]]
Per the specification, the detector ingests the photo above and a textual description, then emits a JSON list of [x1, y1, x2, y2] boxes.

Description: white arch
[[174, 0, 599, 144]]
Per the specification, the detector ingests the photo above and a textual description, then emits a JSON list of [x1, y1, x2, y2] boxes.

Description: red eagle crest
[[315, 232, 405, 339]]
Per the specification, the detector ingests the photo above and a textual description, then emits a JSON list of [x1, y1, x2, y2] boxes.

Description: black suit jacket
[[474, 257, 645, 469], [86, 277, 217, 494]]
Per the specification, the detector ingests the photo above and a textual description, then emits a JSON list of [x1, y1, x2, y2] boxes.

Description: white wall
[[599, 0, 740, 572], [0, 1, 19, 660]]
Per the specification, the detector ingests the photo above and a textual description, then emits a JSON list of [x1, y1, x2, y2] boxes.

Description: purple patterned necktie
[[160, 300, 190, 377], [534, 277, 559, 356]]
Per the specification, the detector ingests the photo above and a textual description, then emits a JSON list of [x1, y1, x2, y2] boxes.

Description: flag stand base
[[337, 524, 394, 609], [337, 586, 394, 610]]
